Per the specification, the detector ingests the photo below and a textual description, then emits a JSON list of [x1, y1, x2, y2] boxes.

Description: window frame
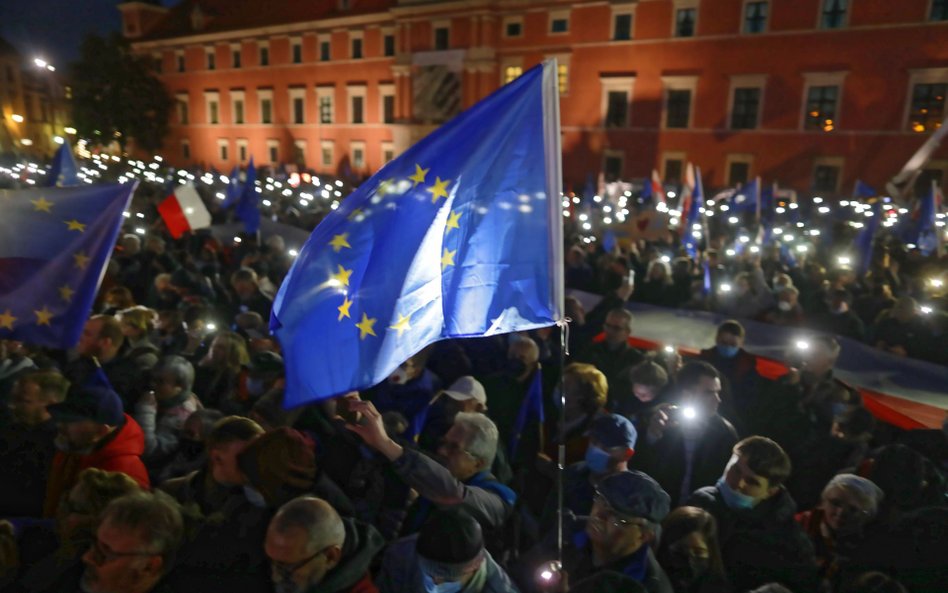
[[257, 88, 274, 125], [350, 31, 364, 60], [267, 139, 280, 164], [600, 76, 636, 128], [230, 89, 246, 125], [503, 16, 524, 38], [726, 154, 755, 186], [727, 74, 767, 131], [742, 0, 769, 34], [800, 71, 847, 131], [175, 93, 189, 125], [204, 90, 220, 125], [819, 0, 849, 30], [611, 7, 635, 41], [350, 140, 367, 170], [673, 0, 699, 38], [379, 83, 395, 124], [661, 76, 698, 130], [321, 140, 334, 167], [549, 9, 571, 35], [217, 139, 229, 162], [903, 68, 948, 133], [289, 87, 306, 125], [812, 157, 844, 194], [317, 86, 335, 124]]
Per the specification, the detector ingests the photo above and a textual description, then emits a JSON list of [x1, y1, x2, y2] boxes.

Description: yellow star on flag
[[427, 177, 451, 203], [64, 219, 86, 232], [337, 296, 353, 321], [329, 233, 351, 253], [331, 264, 354, 287], [446, 210, 462, 232], [31, 197, 53, 212], [59, 284, 75, 302], [409, 164, 429, 187], [34, 306, 53, 326], [389, 313, 412, 337], [441, 248, 456, 271], [0, 309, 16, 330], [355, 313, 377, 339], [73, 251, 90, 270]]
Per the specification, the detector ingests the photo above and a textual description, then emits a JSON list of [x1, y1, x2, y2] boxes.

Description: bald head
[[270, 496, 345, 553]]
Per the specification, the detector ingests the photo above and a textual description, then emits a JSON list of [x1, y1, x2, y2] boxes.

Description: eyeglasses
[[592, 493, 648, 530], [270, 548, 328, 583], [88, 536, 159, 566], [824, 497, 871, 517], [438, 439, 475, 458]]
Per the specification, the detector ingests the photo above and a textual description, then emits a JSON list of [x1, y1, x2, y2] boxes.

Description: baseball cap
[[48, 385, 124, 426], [596, 470, 671, 523], [440, 376, 487, 408], [587, 413, 637, 450], [249, 351, 284, 374]]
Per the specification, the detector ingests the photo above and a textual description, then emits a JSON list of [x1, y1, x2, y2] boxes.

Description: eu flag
[[509, 368, 545, 459], [0, 183, 135, 348], [234, 158, 260, 233], [682, 166, 704, 258], [271, 61, 564, 406], [728, 178, 760, 215], [854, 180, 877, 200], [46, 143, 79, 187], [855, 199, 882, 273]]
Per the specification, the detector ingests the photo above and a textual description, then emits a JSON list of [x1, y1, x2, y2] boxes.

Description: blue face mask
[[422, 572, 464, 593], [716, 477, 757, 510], [243, 485, 268, 508], [584, 445, 611, 474], [716, 345, 739, 359]]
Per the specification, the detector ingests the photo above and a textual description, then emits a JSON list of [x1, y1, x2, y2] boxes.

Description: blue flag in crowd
[[270, 61, 564, 405], [603, 229, 617, 253], [904, 184, 940, 256], [0, 183, 135, 348], [854, 180, 877, 199], [855, 199, 882, 274], [682, 167, 704, 258], [222, 165, 242, 207], [46, 143, 79, 187], [510, 368, 545, 459], [729, 178, 760, 214], [235, 158, 260, 233]]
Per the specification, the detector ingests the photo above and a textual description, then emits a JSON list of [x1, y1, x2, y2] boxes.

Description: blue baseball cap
[[588, 413, 638, 450], [48, 385, 124, 426], [597, 470, 671, 523]]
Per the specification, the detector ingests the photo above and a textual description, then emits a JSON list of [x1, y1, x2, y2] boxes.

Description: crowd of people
[[0, 170, 945, 593]]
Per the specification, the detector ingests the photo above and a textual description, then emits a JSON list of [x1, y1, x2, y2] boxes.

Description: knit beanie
[[416, 508, 485, 581]]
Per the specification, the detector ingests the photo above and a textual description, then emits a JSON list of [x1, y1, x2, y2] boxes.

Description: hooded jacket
[[43, 413, 149, 516], [306, 517, 385, 593]]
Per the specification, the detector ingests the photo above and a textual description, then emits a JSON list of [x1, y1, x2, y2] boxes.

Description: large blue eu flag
[[0, 183, 135, 348], [271, 61, 564, 406]]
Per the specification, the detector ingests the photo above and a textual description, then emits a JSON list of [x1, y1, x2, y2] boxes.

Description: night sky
[[0, 0, 179, 68]]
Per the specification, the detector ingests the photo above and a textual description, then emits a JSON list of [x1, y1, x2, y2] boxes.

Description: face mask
[[778, 300, 793, 312], [716, 477, 757, 510], [389, 367, 409, 385], [243, 485, 268, 508], [716, 345, 739, 359], [422, 572, 464, 593], [584, 445, 611, 474], [505, 359, 527, 377], [246, 378, 267, 397]]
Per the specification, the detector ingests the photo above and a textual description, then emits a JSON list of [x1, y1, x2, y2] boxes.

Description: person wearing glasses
[[78, 491, 183, 593], [795, 474, 883, 588], [264, 496, 383, 593]]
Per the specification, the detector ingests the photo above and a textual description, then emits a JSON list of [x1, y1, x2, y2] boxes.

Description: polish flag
[[158, 184, 211, 239]]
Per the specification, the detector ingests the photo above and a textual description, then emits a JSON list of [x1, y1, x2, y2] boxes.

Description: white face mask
[[778, 301, 793, 312]]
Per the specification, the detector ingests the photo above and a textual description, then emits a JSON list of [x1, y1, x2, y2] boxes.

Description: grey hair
[[606, 307, 634, 332], [823, 474, 884, 516], [101, 491, 184, 574], [454, 412, 499, 468], [272, 496, 345, 553], [155, 355, 195, 393]]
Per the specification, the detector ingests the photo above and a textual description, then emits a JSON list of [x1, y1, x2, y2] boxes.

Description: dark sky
[[0, 0, 179, 68]]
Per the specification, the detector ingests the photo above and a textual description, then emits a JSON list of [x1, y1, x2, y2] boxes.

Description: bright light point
[[53, 136, 64, 144], [920, 306, 933, 315], [837, 256, 851, 266], [11, 114, 24, 123], [288, 249, 299, 257], [20, 138, 32, 146], [572, 197, 580, 204], [750, 246, 760, 253], [726, 249, 736, 257], [578, 213, 588, 222], [720, 205, 730, 212], [136, 212, 145, 218], [664, 345, 675, 354], [774, 228, 784, 235], [64, 126, 77, 134], [215, 192, 225, 200], [233, 237, 242, 243], [667, 191, 677, 199], [661, 255, 671, 263], [840, 201, 849, 207], [818, 207, 831, 214], [540, 571, 553, 581], [720, 283, 732, 293], [582, 222, 592, 231], [682, 406, 697, 420], [776, 207, 786, 214], [729, 216, 739, 224], [796, 245, 808, 253], [795, 340, 810, 351], [930, 278, 944, 288], [739, 235, 750, 243], [134, 227, 145, 235], [122, 212, 131, 218], [206, 323, 218, 332]]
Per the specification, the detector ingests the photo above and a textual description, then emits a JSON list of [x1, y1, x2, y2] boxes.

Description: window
[[730, 88, 761, 129], [237, 139, 248, 162], [319, 36, 331, 61], [206, 48, 215, 70], [665, 89, 692, 129], [267, 140, 279, 164], [744, 1, 768, 34], [231, 90, 245, 125], [176, 52, 185, 72], [504, 66, 523, 84], [321, 141, 334, 167], [176, 94, 189, 125], [728, 161, 751, 186], [504, 17, 523, 38], [181, 140, 190, 160], [218, 140, 229, 161], [804, 86, 839, 131], [294, 140, 307, 166], [383, 33, 395, 56], [434, 24, 450, 50], [613, 12, 633, 41], [259, 43, 269, 66], [351, 141, 366, 169], [600, 76, 635, 128], [351, 33, 363, 59], [258, 89, 273, 124], [351, 96, 364, 123], [292, 40, 303, 64], [318, 87, 334, 124], [813, 161, 842, 193], [290, 88, 306, 124], [232, 45, 242, 68], [675, 8, 697, 37], [663, 155, 685, 184], [382, 142, 394, 164], [821, 0, 848, 29], [550, 11, 570, 34], [205, 92, 220, 125], [908, 82, 946, 132], [380, 85, 395, 123], [933, 0, 948, 21], [603, 150, 624, 183]]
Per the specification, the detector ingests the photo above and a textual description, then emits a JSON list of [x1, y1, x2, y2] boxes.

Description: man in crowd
[[577, 308, 644, 396], [133, 355, 203, 470], [633, 361, 738, 506], [687, 436, 818, 592], [698, 320, 760, 429], [44, 383, 150, 516], [66, 315, 141, 406], [264, 495, 384, 593], [230, 267, 274, 320]]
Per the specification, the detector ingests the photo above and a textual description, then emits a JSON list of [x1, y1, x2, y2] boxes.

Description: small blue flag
[[855, 199, 882, 273], [682, 166, 704, 258], [854, 180, 877, 199], [510, 368, 545, 459], [235, 157, 260, 233], [0, 183, 135, 348], [903, 184, 941, 256], [270, 61, 564, 406], [728, 178, 760, 214], [701, 258, 712, 297], [46, 143, 79, 187], [222, 165, 241, 208], [603, 229, 617, 253]]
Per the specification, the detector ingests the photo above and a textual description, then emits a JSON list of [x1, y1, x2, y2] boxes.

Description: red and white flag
[[158, 184, 211, 239]]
